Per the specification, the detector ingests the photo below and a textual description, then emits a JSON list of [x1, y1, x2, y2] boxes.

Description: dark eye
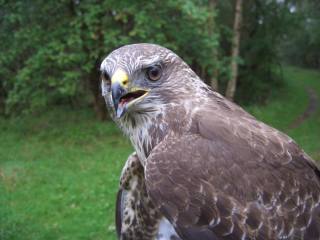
[[101, 72, 111, 84], [146, 65, 162, 81]]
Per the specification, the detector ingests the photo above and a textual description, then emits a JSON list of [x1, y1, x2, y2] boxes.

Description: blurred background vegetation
[[0, 0, 319, 239], [1, 0, 319, 118]]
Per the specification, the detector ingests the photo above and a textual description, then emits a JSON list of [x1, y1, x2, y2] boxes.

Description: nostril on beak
[[122, 80, 128, 86]]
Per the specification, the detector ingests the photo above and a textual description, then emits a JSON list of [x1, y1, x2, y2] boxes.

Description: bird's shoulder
[[144, 102, 320, 239], [191, 100, 309, 168]]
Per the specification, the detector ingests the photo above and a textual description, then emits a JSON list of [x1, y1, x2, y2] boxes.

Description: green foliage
[[0, 0, 219, 116], [281, 1, 320, 69], [235, 0, 299, 105], [0, 0, 317, 115], [0, 1, 86, 114]]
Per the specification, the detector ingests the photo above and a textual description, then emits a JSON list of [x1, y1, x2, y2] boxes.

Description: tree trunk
[[208, 0, 219, 91], [226, 0, 243, 101], [88, 58, 108, 121]]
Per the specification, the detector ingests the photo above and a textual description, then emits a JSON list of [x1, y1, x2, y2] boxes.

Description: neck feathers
[[119, 103, 191, 166]]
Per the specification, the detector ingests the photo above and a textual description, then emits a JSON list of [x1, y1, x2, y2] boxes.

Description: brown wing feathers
[[145, 109, 320, 240]]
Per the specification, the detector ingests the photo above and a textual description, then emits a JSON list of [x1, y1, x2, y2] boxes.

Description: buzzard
[[100, 43, 320, 240]]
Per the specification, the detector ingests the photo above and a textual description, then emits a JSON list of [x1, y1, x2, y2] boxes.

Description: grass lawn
[[0, 110, 133, 240], [1, 66, 319, 240]]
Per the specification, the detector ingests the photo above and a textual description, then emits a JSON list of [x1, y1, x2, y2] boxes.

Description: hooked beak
[[111, 69, 148, 118], [111, 82, 127, 118]]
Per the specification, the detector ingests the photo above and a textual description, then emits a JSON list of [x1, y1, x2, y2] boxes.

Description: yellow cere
[[111, 69, 129, 87]]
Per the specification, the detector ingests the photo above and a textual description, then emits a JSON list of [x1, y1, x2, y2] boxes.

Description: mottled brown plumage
[[101, 43, 320, 240], [116, 153, 163, 240]]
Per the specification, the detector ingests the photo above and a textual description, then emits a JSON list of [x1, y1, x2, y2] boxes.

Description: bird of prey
[[100, 43, 320, 240]]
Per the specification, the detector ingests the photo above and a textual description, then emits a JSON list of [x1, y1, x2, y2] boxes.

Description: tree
[[226, 0, 243, 101], [282, 0, 320, 69], [233, 0, 299, 105], [0, 0, 305, 117], [0, 0, 219, 119], [208, 0, 219, 91]]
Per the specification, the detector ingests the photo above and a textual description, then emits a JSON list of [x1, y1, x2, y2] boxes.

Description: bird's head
[[100, 43, 207, 122]]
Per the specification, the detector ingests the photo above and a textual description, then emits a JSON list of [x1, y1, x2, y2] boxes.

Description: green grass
[[0, 66, 319, 240], [246, 66, 320, 160], [0, 108, 133, 240]]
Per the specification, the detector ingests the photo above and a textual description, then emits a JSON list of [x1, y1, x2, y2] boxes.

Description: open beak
[[111, 69, 148, 118], [111, 82, 127, 118]]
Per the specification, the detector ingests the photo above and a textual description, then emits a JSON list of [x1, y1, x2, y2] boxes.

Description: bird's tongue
[[116, 100, 127, 118], [116, 90, 147, 118], [116, 97, 135, 118], [120, 97, 135, 106]]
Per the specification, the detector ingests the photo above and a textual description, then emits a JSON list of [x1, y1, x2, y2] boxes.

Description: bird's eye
[[102, 72, 111, 84], [146, 65, 162, 81]]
